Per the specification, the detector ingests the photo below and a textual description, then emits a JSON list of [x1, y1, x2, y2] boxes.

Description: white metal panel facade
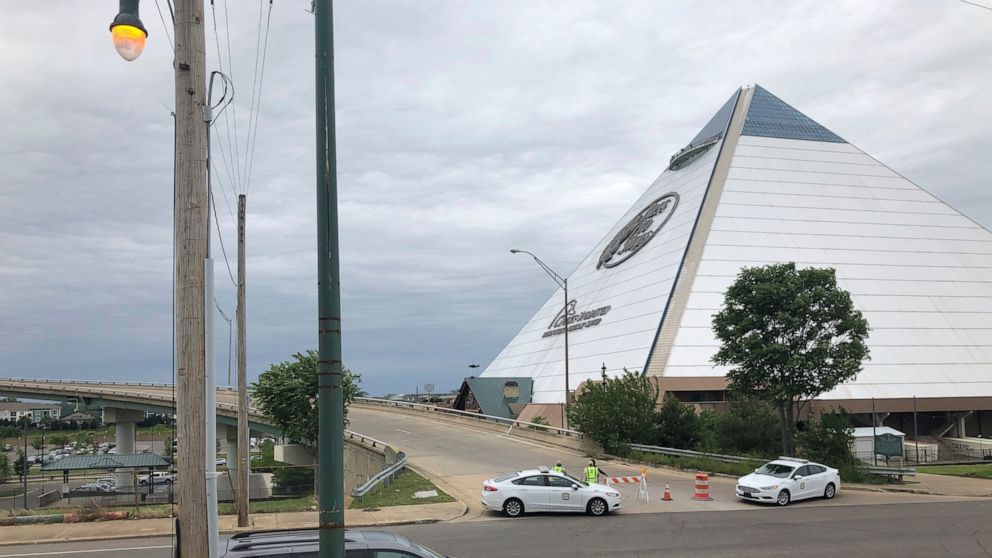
[[482, 138, 727, 403], [663, 134, 992, 401]]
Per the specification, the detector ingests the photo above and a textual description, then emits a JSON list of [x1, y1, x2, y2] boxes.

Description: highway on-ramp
[[347, 406, 978, 519]]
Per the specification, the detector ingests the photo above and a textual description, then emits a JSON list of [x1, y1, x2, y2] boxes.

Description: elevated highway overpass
[[0, 378, 277, 434]]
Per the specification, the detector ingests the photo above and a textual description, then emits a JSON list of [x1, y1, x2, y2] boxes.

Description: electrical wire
[[153, 0, 175, 53], [209, 187, 239, 288], [222, 0, 245, 193], [244, 0, 274, 196], [209, 1, 240, 196], [953, 0, 992, 10]]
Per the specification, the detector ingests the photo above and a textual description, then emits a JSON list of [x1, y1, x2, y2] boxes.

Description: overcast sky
[[0, 1, 989, 397]]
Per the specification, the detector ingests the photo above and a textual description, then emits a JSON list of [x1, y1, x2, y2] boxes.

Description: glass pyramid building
[[482, 85, 992, 418]]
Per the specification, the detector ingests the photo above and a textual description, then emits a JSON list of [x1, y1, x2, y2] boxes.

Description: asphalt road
[[4, 501, 991, 557]]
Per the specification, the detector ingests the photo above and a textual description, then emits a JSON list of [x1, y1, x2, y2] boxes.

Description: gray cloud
[[1, 0, 989, 396]]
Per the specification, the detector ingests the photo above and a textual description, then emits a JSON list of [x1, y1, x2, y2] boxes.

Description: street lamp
[[510, 249, 570, 428], [109, 0, 148, 61]]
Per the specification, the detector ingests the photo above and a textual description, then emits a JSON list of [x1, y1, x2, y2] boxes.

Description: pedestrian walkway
[[0, 501, 467, 546]]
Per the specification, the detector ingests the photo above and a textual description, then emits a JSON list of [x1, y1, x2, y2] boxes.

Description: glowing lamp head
[[109, 9, 148, 62]]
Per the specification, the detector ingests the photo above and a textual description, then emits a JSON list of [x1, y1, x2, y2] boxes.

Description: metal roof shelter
[[453, 377, 532, 419], [41, 454, 169, 471]]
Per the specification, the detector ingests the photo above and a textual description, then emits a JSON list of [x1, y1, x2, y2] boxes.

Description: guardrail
[[864, 465, 916, 478], [627, 443, 762, 464], [345, 430, 389, 450], [354, 397, 584, 439], [351, 451, 408, 500]]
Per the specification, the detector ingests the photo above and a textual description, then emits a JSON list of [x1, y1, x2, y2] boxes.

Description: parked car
[[216, 458, 227, 467], [481, 467, 622, 517], [78, 481, 115, 493], [139, 472, 176, 486], [736, 457, 841, 506], [3, 443, 12, 452], [220, 529, 450, 558]]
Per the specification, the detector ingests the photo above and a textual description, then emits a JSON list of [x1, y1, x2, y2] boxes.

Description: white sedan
[[736, 457, 841, 506], [481, 467, 621, 517]]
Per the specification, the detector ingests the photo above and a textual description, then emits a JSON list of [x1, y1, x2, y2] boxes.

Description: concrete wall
[[275, 437, 396, 494]]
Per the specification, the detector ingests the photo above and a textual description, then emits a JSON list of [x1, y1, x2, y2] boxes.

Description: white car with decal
[[736, 457, 841, 506], [481, 467, 622, 517]]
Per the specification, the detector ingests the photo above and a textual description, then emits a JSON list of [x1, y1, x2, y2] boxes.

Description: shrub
[[796, 409, 863, 480], [567, 368, 657, 454], [711, 397, 780, 457], [652, 396, 702, 450]]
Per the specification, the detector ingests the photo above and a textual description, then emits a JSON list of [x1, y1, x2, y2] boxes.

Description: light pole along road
[[510, 249, 570, 428]]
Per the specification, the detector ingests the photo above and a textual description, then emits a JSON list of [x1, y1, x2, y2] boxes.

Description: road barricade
[[691, 472, 713, 501], [606, 469, 650, 502]]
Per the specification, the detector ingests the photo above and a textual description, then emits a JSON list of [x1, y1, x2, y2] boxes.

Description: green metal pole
[[315, 1, 344, 557]]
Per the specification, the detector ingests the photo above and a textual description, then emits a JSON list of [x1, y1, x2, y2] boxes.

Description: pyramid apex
[[742, 85, 844, 143]]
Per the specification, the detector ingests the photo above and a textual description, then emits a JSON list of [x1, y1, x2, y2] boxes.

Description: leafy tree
[[712, 263, 870, 455], [567, 368, 658, 454], [49, 433, 70, 449], [13, 450, 29, 481], [31, 437, 44, 454], [253, 350, 364, 447], [74, 431, 96, 448], [652, 395, 702, 450], [711, 397, 780, 457], [0, 453, 9, 484], [796, 409, 860, 477]]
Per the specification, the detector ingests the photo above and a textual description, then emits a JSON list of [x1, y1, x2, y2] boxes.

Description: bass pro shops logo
[[597, 192, 679, 269], [544, 299, 612, 338]]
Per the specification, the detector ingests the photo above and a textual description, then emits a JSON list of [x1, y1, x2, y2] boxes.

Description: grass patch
[[349, 470, 454, 509], [219, 496, 315, 515], [919, 463, 992, 480], [0, 484, 24, 498], [626, 451, 760, 477]]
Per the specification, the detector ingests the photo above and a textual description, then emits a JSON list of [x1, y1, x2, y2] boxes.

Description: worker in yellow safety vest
[[552, 461, 565, 474], [584, 459, 600, 485]]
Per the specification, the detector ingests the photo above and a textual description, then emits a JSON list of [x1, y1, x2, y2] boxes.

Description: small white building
[[0, 402, 62, 423], [852, 427, 905, 463]]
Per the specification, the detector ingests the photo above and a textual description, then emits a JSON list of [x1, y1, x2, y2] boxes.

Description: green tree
[[652, 395, 702, 450], [13, 450, 29, 481], [252, 350, 364, 447], [74, 431, 96, 448], [711, 397, 780, 457], [711, 263, 870, 455], [49, 433, 70, 449], [0, 453, 9, 484], [31, 437, 44, 455], [567, 368, 658, 454], [796, 409, 860, 477]]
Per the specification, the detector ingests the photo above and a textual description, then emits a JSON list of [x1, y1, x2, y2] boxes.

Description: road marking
[[396, 428, 412, 434], [495, 434, 556, 449], [0, 544, 172, 557]]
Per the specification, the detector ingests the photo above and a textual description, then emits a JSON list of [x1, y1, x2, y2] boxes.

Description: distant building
[[60, 411, 97, 425], [453, 377, 532, 419], [0, 402, 62, 423]]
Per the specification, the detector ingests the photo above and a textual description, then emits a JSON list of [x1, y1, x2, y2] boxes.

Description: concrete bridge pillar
[[105, 408, 144, 491]]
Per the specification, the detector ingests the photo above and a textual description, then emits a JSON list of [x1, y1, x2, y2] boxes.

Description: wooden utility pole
[[236, 194, 249, 527], [173, 0, 210, 556]]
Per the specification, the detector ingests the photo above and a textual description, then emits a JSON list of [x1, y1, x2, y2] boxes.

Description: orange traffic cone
[[662, 481, 673, 501]]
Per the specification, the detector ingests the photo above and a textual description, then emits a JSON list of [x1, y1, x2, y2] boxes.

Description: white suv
[[481, 467, 621, 517], [736, 457, 840, 506]]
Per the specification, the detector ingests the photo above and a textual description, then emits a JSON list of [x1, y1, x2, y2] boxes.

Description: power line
[[244, 0, 274, 195], [953, 0, 992, 10], [153, 0, 175, 52], [222, 0, 245, 193], [209, 187, 238, 288], [209, 1, 240, 199]]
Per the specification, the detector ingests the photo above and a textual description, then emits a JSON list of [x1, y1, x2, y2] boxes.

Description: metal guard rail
[[345, 430, 389, 450], [864, 465, 916, 477], [628, 443, 762, 464], [354, 397, 583, 439], [351, 451, 408, 499]]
